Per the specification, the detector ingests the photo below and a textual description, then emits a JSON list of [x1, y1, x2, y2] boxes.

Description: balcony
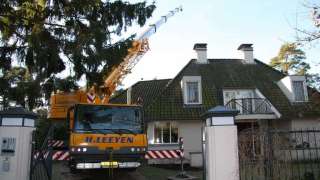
[[225, 98, 274, 115]]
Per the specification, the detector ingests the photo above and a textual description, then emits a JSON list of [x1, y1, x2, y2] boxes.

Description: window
[[1, 118, 23, 126], [223, 90, 254, 114], [154, 122, 178, 144], [74, 105, 143, 134], [187, 82, 199, 103], [277, 76, 308, 103], [223, 91, 236, 109], [293, 81, 305, 101], [182, 76, 202, 104]]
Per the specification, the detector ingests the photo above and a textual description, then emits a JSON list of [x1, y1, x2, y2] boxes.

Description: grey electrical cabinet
[[0, 107, 37, 180], [1, 137, 16, 155]]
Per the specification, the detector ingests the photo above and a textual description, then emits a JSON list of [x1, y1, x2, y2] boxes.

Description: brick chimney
[[237, 44, 255, 64], [194, 43, 208, 64]]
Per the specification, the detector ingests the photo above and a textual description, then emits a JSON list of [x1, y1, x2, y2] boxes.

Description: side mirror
[[66, 106, 75, 132], [139, 108, 146, 133]]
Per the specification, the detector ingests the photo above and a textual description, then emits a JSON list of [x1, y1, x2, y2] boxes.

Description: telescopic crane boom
[[49, 6, 182, 120], [101, 6, 182, 103]]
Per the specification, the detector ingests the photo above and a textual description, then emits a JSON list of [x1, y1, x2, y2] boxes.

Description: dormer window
[[182, 76, 202, 105], [186, 82, 199, 103], [292, 81, 306, 102], [277, 76, 308, 102]]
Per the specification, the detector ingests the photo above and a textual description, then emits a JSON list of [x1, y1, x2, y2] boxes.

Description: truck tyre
[[69, 160, 79, 174]]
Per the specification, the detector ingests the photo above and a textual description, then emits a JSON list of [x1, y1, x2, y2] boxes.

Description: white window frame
[[24, 118, 35, 127], [153, 121, 179, 144], [181, 76, 202, 105], [1, 118, 23, 126], [223, 89, 255, 114], [223, 89, 254, 104], [291, 77, 308, 102], [277, 76, 308, 102]]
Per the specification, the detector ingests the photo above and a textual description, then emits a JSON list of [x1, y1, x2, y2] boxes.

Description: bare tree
[[295, 2, 320, 43]]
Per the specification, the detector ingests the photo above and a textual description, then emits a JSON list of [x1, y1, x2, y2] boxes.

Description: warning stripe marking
[[87, 93, 95, 103], [161, 150, 172, 159], [145, 150, 182, 159], [154, 151, 165, 159], [145, 154, 150, 159], [48, 140, 65, 147], [169, 150, 179, 158], [147, 151, 157, 159], [58, 151, 69, 161], [52, 151, 63, 160], [35, 149, 182, 161]]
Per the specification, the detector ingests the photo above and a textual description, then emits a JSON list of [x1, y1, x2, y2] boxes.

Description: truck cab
[[67, 104, 147, 170]]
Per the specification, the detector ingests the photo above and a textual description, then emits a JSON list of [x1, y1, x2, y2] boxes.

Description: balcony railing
[[225, 98, 273, 115]]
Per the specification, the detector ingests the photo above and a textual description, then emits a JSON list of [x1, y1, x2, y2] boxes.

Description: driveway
[[52, 162, 203, 180], [53, 162, 146, 180]]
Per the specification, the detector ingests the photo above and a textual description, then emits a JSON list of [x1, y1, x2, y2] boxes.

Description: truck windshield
[[74, 105, 142, 134]]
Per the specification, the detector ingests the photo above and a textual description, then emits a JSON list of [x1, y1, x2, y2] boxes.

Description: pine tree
[[270, 43, 309, 75], [270, 42, 320, 90], [0, 0, 156, 109]]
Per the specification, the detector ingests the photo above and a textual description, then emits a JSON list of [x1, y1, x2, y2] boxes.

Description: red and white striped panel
[[33, 151, 50, 160], [52, 150, 70, 161], [35, 150, 182, 161], [87, 93, 96, 103], [33, 150, 69, 161], [52, 150, 182, 160], [48, 140, 65, 148], [145, 150, 183, 159]]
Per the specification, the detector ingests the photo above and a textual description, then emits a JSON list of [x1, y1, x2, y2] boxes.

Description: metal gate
[[239, 128, 320, 180], [30, 126, 54, 180]]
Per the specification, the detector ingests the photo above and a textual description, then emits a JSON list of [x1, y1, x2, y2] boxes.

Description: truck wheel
[[69, 166, 79, 174], [68, 160, 79, 174]]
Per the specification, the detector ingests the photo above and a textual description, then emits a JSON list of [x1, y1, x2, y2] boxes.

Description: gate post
[[201, 106, 239, 180], [0, 107, 37, 180]]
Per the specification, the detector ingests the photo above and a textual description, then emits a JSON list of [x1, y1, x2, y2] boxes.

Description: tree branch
[[0, 14, 66, 28], [295, 28, 320, 42]]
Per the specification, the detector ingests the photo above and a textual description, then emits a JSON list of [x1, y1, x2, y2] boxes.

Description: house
[[110, 43, 320, 166]]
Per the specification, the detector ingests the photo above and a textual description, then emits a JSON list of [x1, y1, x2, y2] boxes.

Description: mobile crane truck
[[48, 7, 182, 171]]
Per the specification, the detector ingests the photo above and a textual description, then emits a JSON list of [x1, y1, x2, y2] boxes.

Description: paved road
[[53, 162, 146, 180]]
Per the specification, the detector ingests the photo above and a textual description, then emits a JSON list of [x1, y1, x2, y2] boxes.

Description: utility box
[[0, 107, 37, 180]]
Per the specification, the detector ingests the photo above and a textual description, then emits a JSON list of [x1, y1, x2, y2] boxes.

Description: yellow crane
[[49, 6, 182, 119], [47, 7, 182, 172]]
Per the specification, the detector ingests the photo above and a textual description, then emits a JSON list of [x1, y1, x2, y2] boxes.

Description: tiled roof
[[111, 59, 320, 121], [0, 107, 38, 118], [110, 79, 171, 106]]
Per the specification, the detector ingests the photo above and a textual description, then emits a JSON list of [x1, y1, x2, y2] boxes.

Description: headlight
[[73, 147, 87, 152], [131, 147, 135, 152], [136, 148, 140, 152]]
